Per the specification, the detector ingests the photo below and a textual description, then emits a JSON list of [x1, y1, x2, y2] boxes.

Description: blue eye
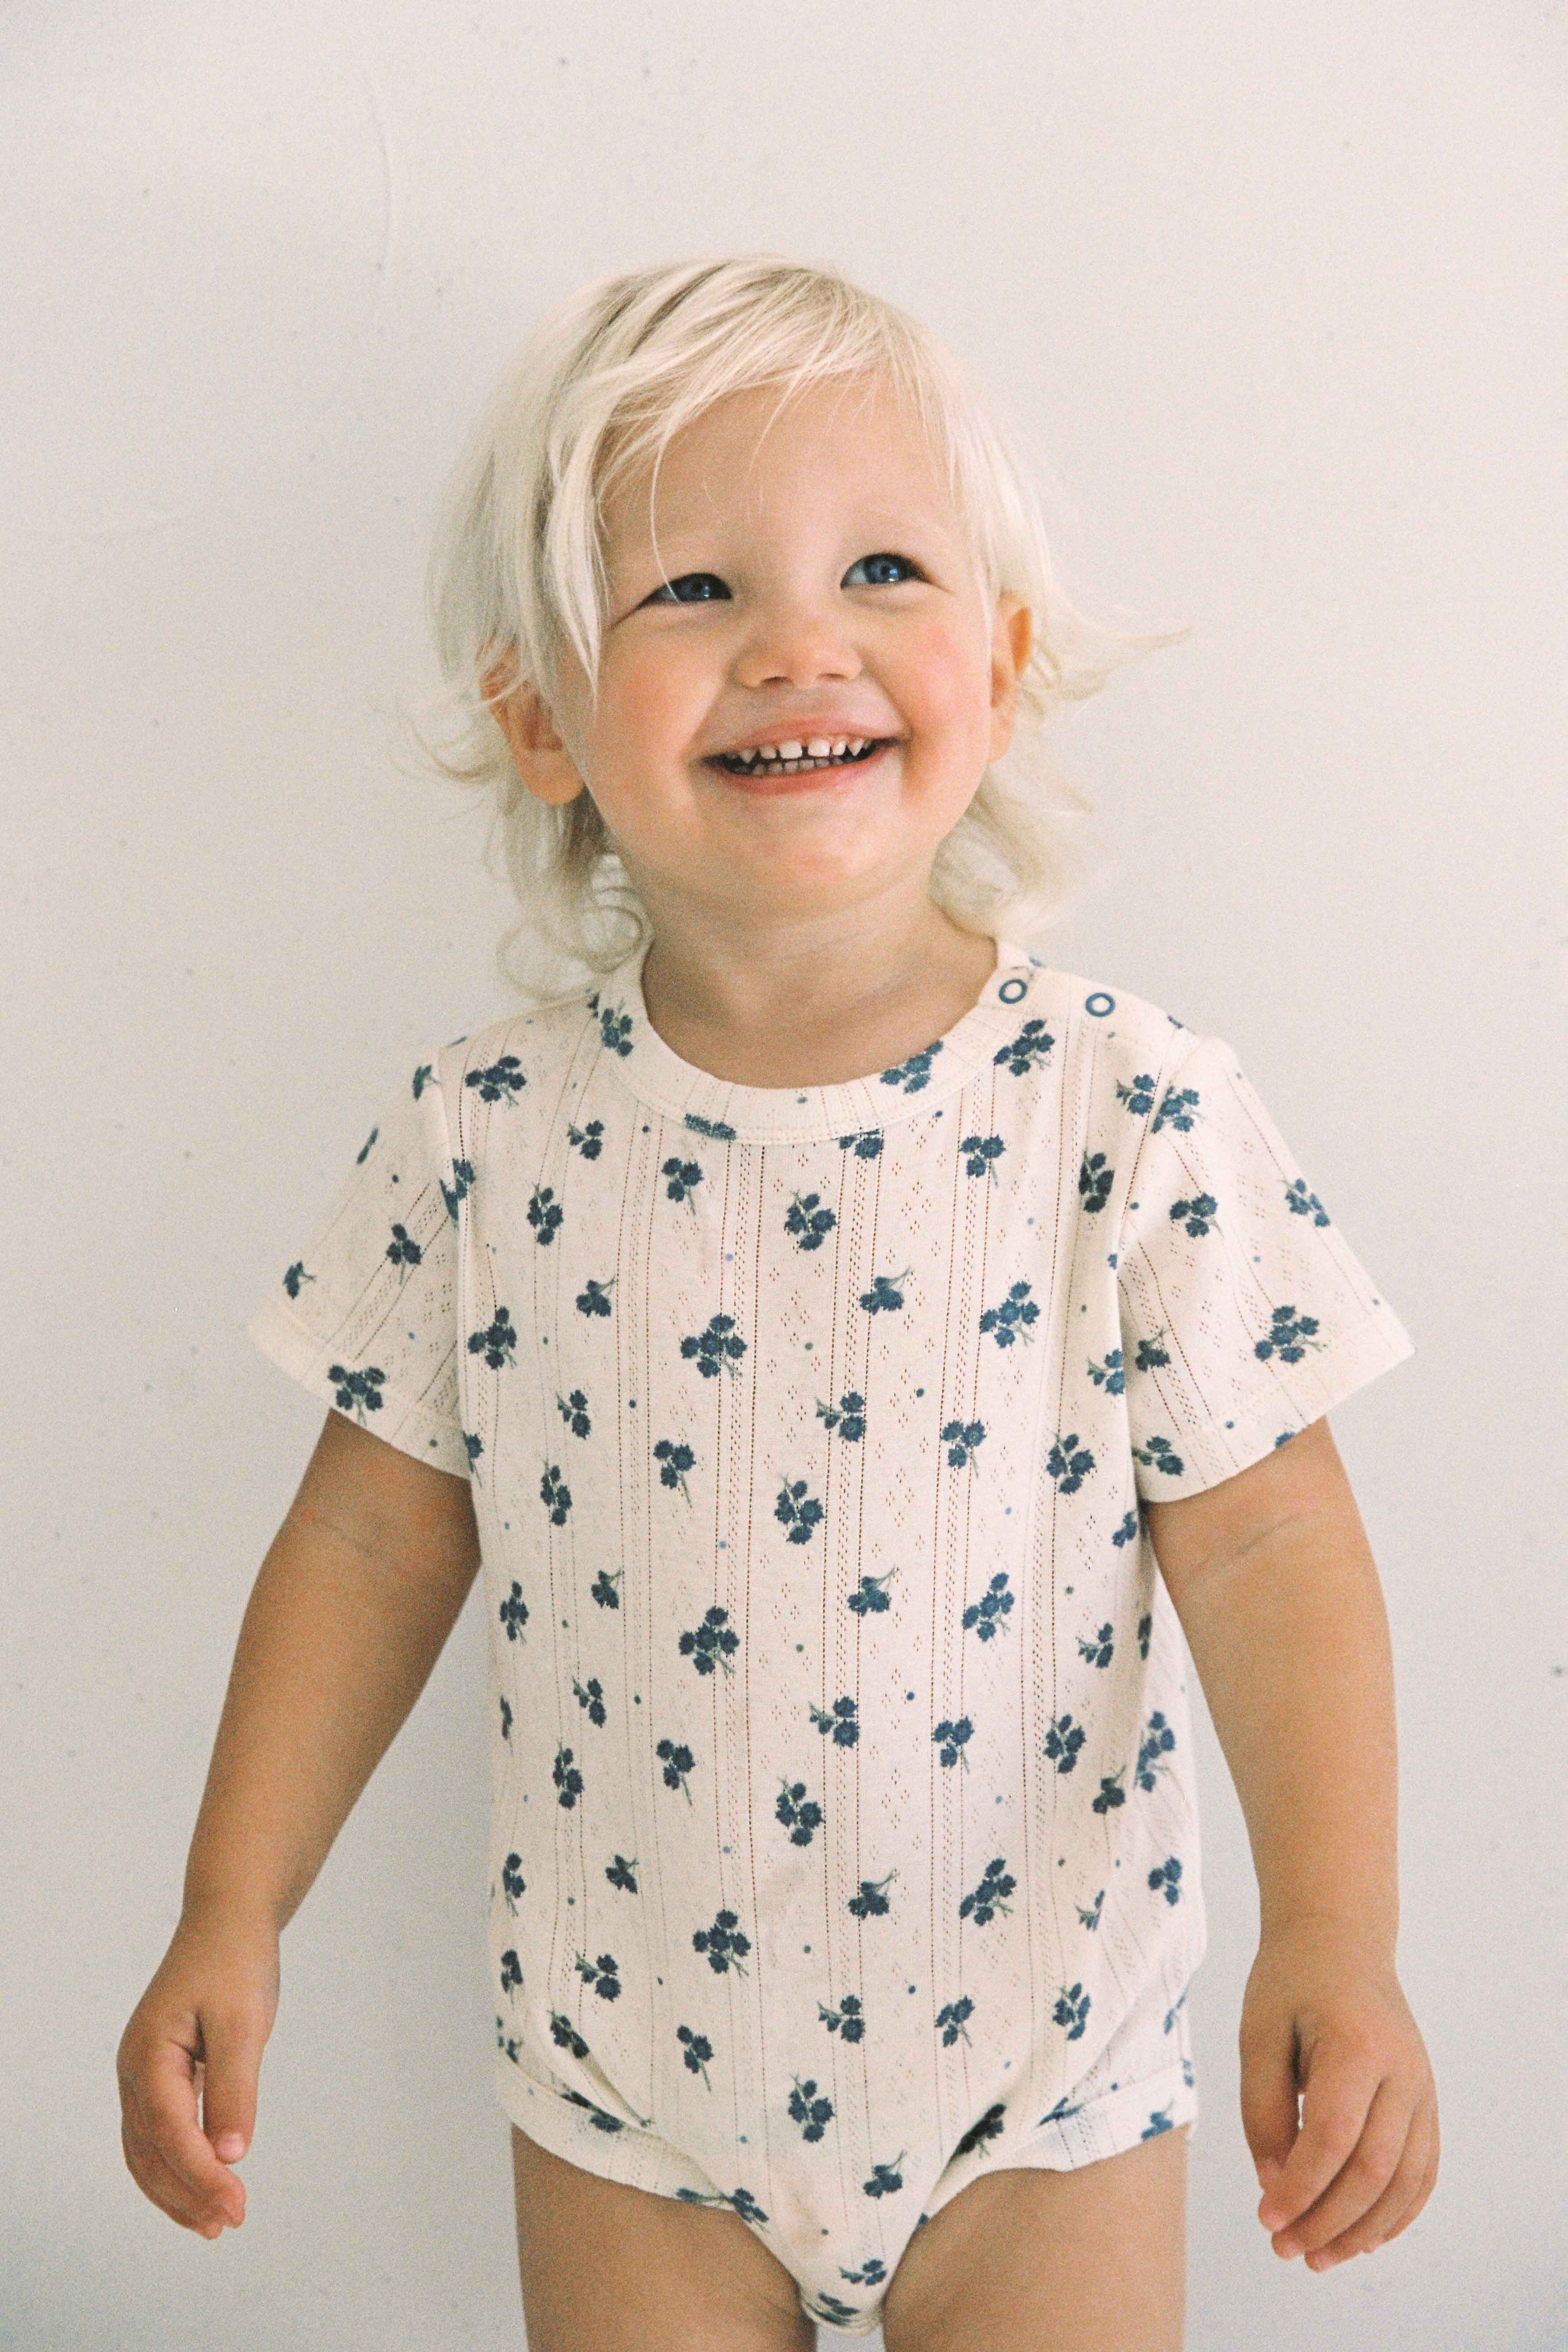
[[644, 573, 730, 605], [844, 551, 923, 586]]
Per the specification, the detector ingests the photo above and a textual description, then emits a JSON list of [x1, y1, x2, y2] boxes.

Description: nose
[[731, 591, 862, 690]]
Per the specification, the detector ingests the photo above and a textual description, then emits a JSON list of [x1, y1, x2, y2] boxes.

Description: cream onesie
[[247, 933, 1415, 2337]]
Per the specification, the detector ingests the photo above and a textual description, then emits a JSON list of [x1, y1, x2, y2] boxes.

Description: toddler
[[118, 255, 1438, 2351]]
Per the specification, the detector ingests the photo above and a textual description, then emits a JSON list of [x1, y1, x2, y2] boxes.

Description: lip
[[709, 740, 896, 795], [709, 723, 894, 757]]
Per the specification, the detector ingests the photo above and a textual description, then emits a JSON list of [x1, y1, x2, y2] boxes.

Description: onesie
[[247, 933, 1415, 2336]]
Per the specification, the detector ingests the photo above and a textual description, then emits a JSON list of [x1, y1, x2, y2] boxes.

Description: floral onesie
[[246, 933, 1415, 2337]]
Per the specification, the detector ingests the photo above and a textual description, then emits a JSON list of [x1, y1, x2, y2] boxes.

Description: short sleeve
[[1115, 1031, 1415, 1500], [245, 1053, 470, 1478]]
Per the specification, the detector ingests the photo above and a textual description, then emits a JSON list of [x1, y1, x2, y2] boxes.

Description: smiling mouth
[[709, 736, 894, 779]]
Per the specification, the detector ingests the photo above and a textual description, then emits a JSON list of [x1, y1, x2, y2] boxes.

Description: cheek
[[900, 616, 994, 744], [596, 647, 706, 766]]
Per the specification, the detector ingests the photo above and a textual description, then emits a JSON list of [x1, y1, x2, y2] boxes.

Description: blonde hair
[[398, 253, 1187, 1005]]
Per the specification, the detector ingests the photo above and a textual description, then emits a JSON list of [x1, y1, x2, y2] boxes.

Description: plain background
[[4, 4, 1564, 2346]]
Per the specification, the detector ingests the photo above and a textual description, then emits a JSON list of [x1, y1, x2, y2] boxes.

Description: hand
[[116, 1909, 280, 2240], [1238, 1918, 1438, 2271]]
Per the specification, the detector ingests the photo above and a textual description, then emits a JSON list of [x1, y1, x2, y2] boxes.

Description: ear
[[987, 593, 1033, 764], [480, 656, 586, 806]]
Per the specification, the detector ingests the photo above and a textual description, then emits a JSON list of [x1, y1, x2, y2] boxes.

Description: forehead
[[599, 374, 960, 546]]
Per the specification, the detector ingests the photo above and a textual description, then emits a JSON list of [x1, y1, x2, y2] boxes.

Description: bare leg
[[880, 2124, 1189, 2352], [509, 2124, 817, 2352]]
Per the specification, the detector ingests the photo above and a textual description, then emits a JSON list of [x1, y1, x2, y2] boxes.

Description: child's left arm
[[1145, 1413, 1440, 2273]]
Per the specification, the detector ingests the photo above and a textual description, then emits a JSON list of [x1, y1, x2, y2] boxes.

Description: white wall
[[4, 4, 1563, 2345]]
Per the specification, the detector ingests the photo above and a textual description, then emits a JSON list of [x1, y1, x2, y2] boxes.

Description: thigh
[[879, 2124, 1189, 2352], [509, 2124, 816, 2352]]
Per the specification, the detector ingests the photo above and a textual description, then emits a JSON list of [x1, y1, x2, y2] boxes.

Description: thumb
[[1238, 2009, 1301, 2192], [198, 2006, 269, 2164]]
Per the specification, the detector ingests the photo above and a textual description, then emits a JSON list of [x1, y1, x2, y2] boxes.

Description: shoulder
[[1015, 959, 1206, 1091]]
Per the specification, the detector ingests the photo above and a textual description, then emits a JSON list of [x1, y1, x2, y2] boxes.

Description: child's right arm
[[116, 1407, 481, 2240]]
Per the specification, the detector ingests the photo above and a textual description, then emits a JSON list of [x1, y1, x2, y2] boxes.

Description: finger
[[123, 2109, 229, 2236], [196, 2006, 266, 2171], [1304, 2105, 1440, 2270], [1272, 2075, 1411, 2259], [1257, 2042, 1379, 2233], [129, 2040, 246, 2221], [1238, 2012, 1302, 2190]]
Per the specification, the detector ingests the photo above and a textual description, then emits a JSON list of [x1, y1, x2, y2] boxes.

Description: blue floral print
[[247, 939, 1414, 2337]]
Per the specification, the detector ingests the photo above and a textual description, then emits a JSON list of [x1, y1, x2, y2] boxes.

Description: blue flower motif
[[1136, 1710, 1176, 1790], [552, 1745, 584, 1808], [936, 1996, 974, 2048], [817, 1390, 867, 1441], [1168, 1190, 1219, 1239], [847, 1567, 898, 1616], [1087, 1347, 1125, 1395], [1044, 1713, 1086, 1773], [548, 2010, 587, 2059], [539, 1463, 572, 1524], [327, 1363, 385, 1422], [963, 1571, 1014, 1640], [527, 1184, 563, 1245], [1052, 1982, 1090, 2041], [606, 1853, 638, 1893], [1283, 1177, 1331, 1226], [575, 1949, 621, 1999], [677, 2024, 714, 2087], [941, 1418, 987, 1471], [788, 2078, 835, 2141], [1114, 1072, 1157, 1117], [847, 1872, 897, 1919], [679, 1311, 746, 1375], [775, 1778, 825, 1846], [959, 1131, 1006, 1179], [501, 1853, 525, 1911], [1254, 1304, 1325, 1365], [992, 1017, 1054, 1076], [498, 1581, 529, 1643], [932, 1716, 974, 1770], [1078, 1150, 1114, 1215], [656, 1739, 696, 1802], [678, 1605, 740, 1678], [464, 1055, 526, 1105], [785, 1190, 836, 1249], [954, 2102, 1007, 2158], [774, 1473, 825, 1543], [653, 1436, 696, 1502], [979, 1277, 1039, 1348], [661, 1156, 704, 1209], [959, 1858, 1015, 1925], [1048, 1430, 1100, 1486], [1148, 1855, 1183, 1905], [860, 1267, 913, 1314], [385, 1222, 422, 1276], [1077, 1623, 1114, 1668], [818, 1993, 864, 2042], [693, 1908, 751, 1976], [1152, 1082, 1200, 1136], [810, 1695, 860, 1747], [571, 1676, 606, 1727], [468, 1310, 518, 1370]]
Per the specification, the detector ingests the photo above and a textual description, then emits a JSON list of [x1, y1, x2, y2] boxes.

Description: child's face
[[501, 373, 1030, 936]]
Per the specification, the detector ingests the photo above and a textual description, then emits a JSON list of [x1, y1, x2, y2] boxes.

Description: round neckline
[[593, 933, 1045, 1142]]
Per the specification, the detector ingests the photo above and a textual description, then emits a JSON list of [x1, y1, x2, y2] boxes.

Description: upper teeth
[[731, 737, 869, 763]]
